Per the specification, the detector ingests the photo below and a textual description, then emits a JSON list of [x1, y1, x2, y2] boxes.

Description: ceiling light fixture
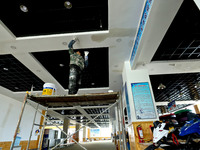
[[61, 110, 65, 115], [116, 39, 122, 43], [194, 81, 200, 88], [20, 5, 28, 12], [64, 1, 72, 9], [3, 67, 9, 71], [59, 64, 64, 67], [157, 83, 166, 90], [62, 42, 68, 45], [10, 46, 17, 50], [15, 87, 19, 90], [100, 20, 103, 28]]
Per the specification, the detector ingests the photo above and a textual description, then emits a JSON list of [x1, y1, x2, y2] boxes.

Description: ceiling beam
[[132, 0, 183, 69], [75, 119, 110, 121], [80, 119, 110, 123], [74, 105, 101, 128], [194, 0, 200, 10], [48, 105, 110, 110], [64, 113, 109, 117], [137, 60, 200, 75], [13, 53, 66, 95], [156, 100, 199, 106], [47, 110, 65, 121]]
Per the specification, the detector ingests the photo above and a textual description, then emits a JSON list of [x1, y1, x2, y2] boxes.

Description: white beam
[[75, 119, 110, 121], [74, 106, 101, 128], [13, 53, 66, 95], [156, 100, 199, 106], [64, 113, 109, 117], [47, 110, 80, 125], [137, 60, 200, 75], [132, 0, 183, 69], [194, 0, 200, 10], [48, 105, 110, 110], [47, 110, 65, 121]]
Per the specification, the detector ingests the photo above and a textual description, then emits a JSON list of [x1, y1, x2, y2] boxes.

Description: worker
[[68, 38, 85, 94]]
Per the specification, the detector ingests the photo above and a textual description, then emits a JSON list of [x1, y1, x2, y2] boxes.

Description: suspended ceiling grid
[[132, 0, 200, 111], [149, 0, 200, 105]]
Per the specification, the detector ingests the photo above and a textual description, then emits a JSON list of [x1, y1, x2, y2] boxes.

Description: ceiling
[[0, 0, 108, 37], [0, 0, 145, 127], [149, 0, 200, 104], [0, 0, 200, 127]]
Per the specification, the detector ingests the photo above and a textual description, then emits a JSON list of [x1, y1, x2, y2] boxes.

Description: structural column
[[122, 61, 159, 150], [194, 104, 200, 114], [61, 118, 70, 142], [83, 127, 87, 142], [87, 128, 90, 141], [75, 124, 80, 142]]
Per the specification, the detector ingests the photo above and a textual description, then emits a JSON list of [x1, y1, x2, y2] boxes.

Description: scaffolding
[[10, 92, 120, 150]]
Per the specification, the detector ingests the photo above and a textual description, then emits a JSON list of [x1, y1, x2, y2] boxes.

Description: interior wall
[[0, 94, 42, 142]]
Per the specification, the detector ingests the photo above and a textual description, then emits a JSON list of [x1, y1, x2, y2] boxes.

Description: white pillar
[[62, 118, 70, 140], [83, 127, 87, 142], [122, 61, 159, 122], [75, 124, 80, 142]]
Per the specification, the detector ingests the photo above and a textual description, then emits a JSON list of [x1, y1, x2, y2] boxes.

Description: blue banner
[[130, 0, 154, 67], [131, 82, 156, 119]]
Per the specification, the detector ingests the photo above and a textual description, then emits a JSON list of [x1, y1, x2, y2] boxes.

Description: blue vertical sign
[[130, 0, 154, 67], [131, 82, 156, 119]]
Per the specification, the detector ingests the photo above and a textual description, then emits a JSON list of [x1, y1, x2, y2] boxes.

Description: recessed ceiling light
[[100, 20, 103, 28], [64, 1, 72, 9], [3, 67, 8, 71], [59, 64, 64, 67], [91, 83, 95, 85], [10, 46, 16, 49], [157, 83, 166, 90], [20, 5, 28, 12], [116, 39, 122, 43], [62, 42, 68, 45], [61, 110, 65, 115]]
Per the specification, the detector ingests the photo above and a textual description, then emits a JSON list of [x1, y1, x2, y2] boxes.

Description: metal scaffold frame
[[10, 93, 119, 150]]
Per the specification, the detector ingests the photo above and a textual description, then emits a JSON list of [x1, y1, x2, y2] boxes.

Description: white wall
[[0, 94, 42, 141], [100, 128, 111, 137]]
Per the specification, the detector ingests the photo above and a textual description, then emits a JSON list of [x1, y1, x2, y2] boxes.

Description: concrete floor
[[55, 140, 116, 150]]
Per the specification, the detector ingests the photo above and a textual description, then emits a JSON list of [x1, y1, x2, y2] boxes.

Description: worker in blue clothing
[[68, 38, 85, 94]]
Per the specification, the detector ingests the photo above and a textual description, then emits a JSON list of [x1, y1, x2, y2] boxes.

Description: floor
[[55, 140, 116, 150]]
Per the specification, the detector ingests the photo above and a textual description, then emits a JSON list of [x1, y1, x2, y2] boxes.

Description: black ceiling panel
[[0, 0, 108, 37], [32, 47, 109, 89], [150, 73, 200, 102], [152, 0, 200, 61], [0, 54, 44, 92], [84, 108, 109, 114]]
